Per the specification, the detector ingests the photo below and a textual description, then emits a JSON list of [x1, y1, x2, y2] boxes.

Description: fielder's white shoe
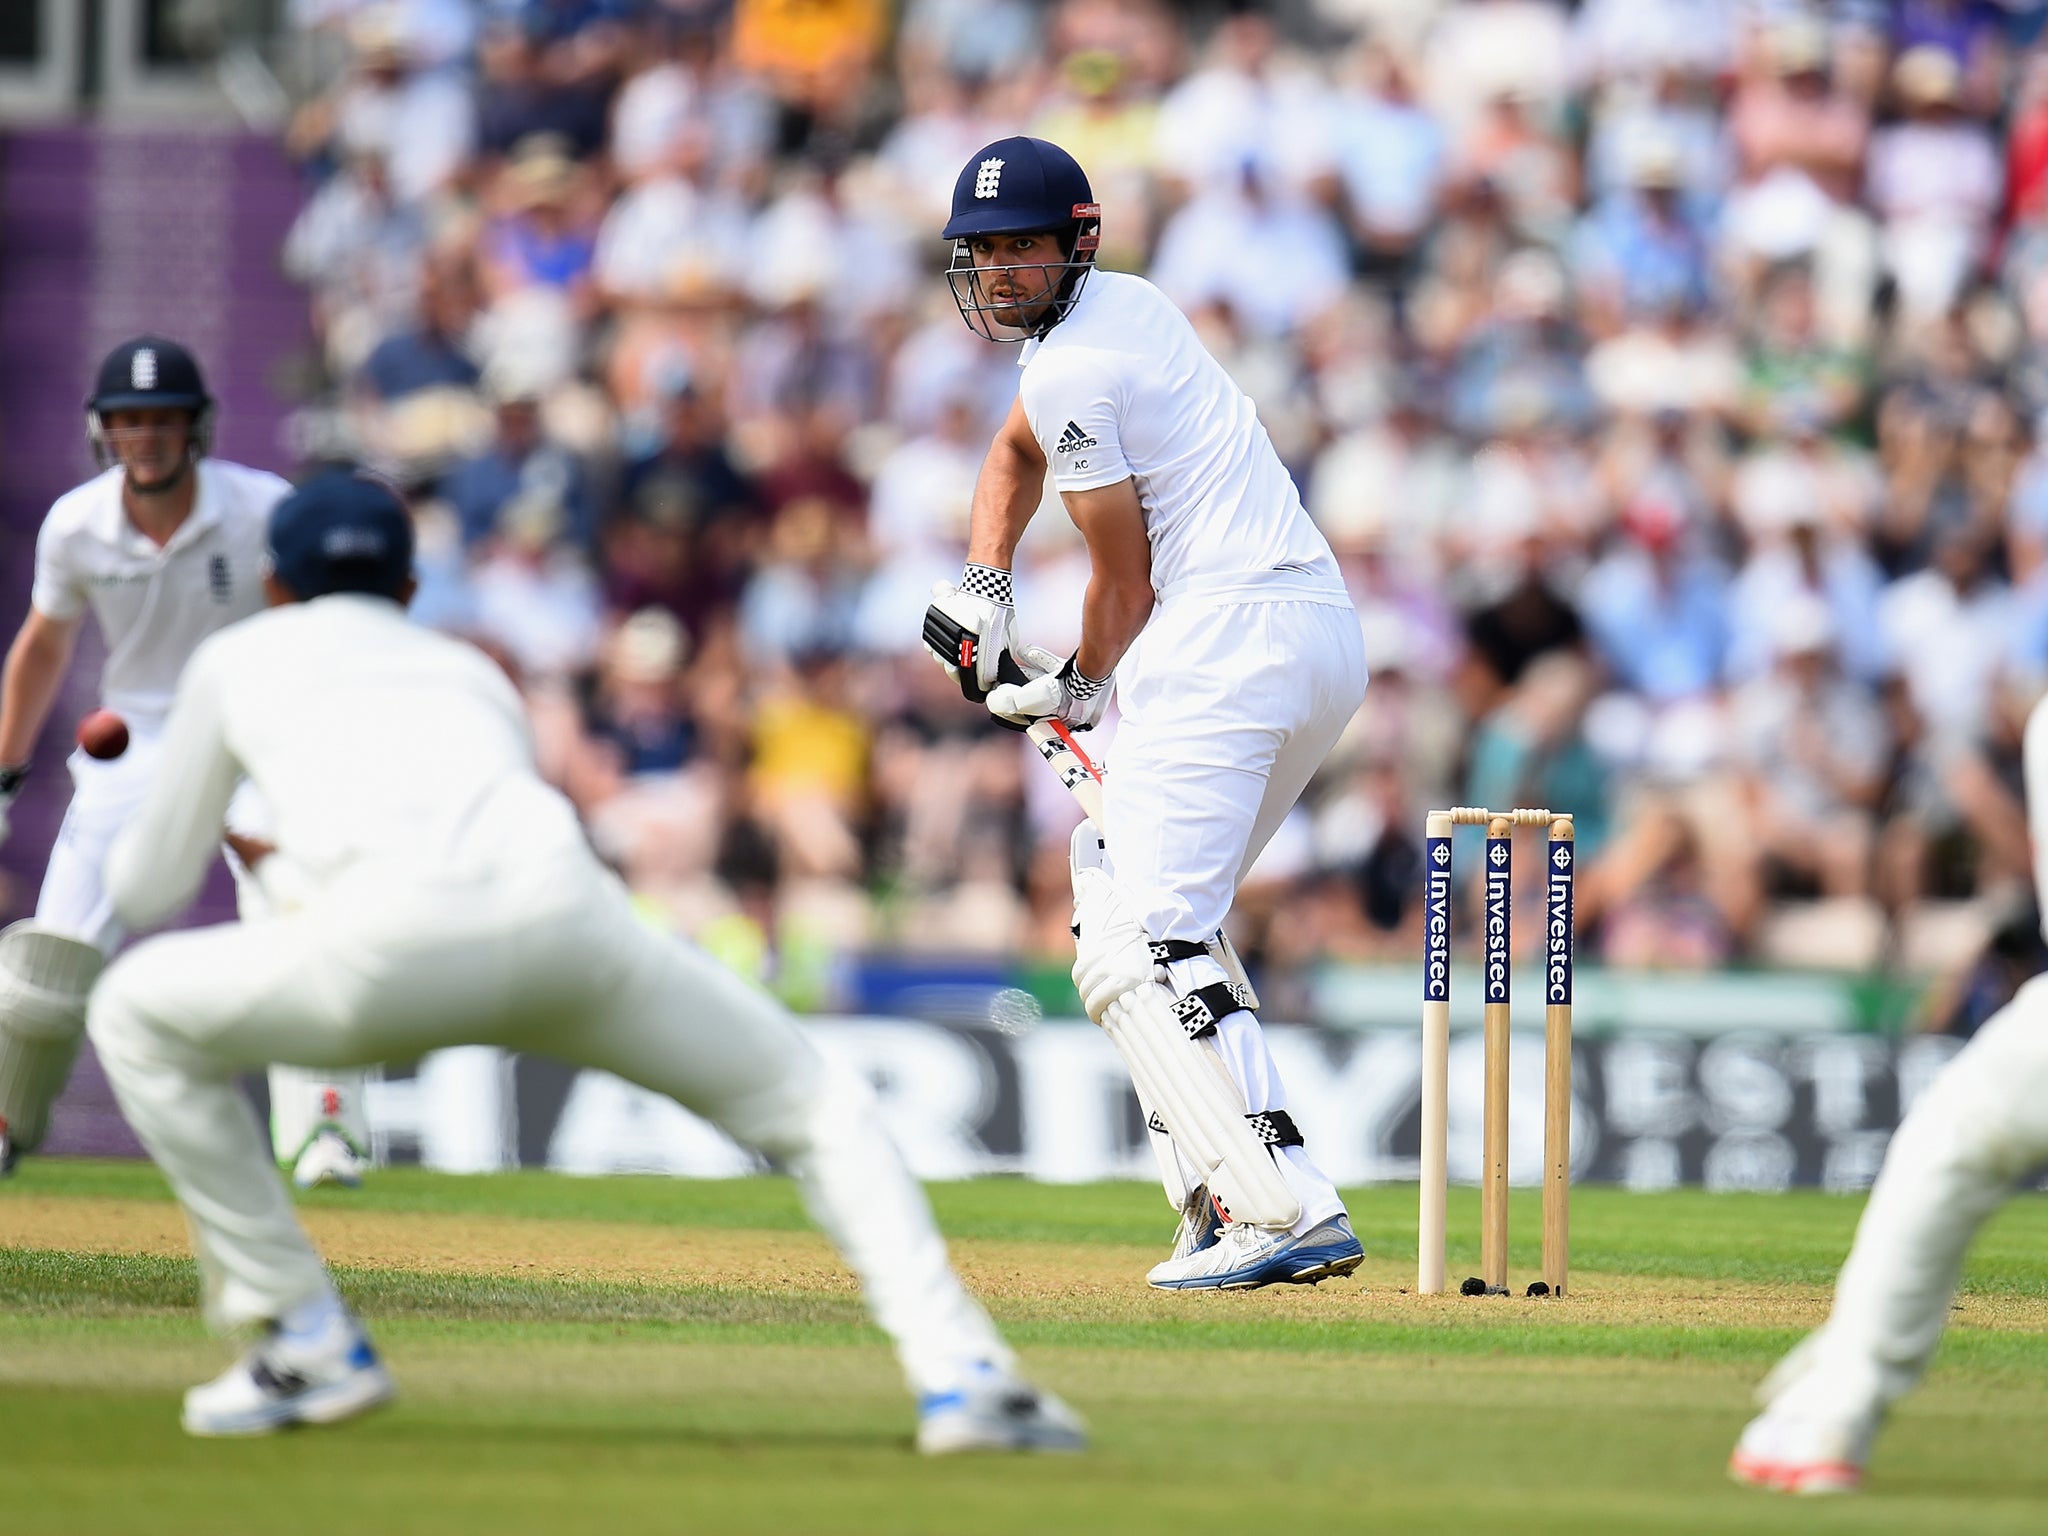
[[1146, 1215, 1363, 1291], [291, 1129, 367, 1190], [1728, 1331, 1883, 1494], [916, 1363, 1088, 1455], [182, 1296, 395, 1437], [1728, 1406, 1874, 1495]]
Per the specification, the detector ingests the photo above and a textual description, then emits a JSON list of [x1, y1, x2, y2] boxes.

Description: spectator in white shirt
[[1868, 46, 2003, 321]]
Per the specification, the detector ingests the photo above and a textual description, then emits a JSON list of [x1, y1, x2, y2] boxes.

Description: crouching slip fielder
[[0, 336, 370, 1188], [923, 138, 1367, 1289], [1729, 687, 2048, 1493], [87, 471, 1081, 1452]]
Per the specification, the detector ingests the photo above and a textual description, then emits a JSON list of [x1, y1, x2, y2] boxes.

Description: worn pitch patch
[[8, 1193, 2048, 1336]]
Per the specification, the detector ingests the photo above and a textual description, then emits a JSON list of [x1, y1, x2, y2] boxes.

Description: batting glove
[[921, 565, 1017, 703], [986, 643, 1113, 732]]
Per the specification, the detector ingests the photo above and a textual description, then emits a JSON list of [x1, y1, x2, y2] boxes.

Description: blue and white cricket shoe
[[1146, 1215, 1364, 1291], [182, 1297, 395, 1437], [916, 1362, 1088, 1455]]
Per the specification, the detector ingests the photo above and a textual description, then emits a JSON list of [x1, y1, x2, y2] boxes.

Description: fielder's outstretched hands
[[987, 643, 1114, 731], [921, 564, 1016, 703]]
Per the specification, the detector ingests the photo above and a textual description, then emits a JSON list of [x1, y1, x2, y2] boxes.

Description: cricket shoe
[[292, 1129, 367, 1190], [1146, 1214, 1363, 1291], [1166, 1187, 1224, 1263], [1728, 1405, 1875, 1495], [916, 1363, 1088, 1455], [182, 1296, 395, 1437]]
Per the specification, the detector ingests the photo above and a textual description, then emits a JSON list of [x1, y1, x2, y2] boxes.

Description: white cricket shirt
[[108, 595, 585, 931], [1017, 270, 1346, 606], [30, 460, 290, 729]]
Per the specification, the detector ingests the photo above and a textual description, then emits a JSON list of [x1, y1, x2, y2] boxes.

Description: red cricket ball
[[77, 709, 129, 761]]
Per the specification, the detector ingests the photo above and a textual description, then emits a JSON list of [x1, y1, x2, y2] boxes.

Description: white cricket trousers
[[38, 736, 372, 1163], [1769, 974, 2048, 1419], [38, 740, 168, 954], [1106, 593, 1368, 1229], [87, 837, 1012, 1398]]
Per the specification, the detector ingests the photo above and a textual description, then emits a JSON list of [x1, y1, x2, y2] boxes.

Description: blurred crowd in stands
[[277, 0, 2048, 1007]]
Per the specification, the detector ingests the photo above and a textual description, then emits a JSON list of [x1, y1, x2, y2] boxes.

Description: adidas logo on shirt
[[1055, 420, 1098, 455]]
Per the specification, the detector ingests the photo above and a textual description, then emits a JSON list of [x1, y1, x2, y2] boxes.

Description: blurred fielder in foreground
[[0, 336, 370, 1188], [922, 138, 1366, 1289], [86, 471, 1081, 1452], [1730, 691, 2048, 1493]]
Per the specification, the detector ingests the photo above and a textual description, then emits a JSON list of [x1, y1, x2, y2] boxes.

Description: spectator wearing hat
[[1731, 18, 1870, 207], [282, 147, 428, 378], [480, 135, 600, 318], [1028, 50, 1164, 272], [1727, 436, 1889, 685], [286, 3, 477, 207], [1737, 262, 1868, 441], [1730, 592, 1889, 905], [440, 362, 595, 552], [1150, 155, 1351, 341], [1868, 45, 2003, 322], [476, 13, 614, 159], [358, 255, 483, 403], [1573, 130, 1715, 336], [1324, 41, 1447, 282], [1879, 522, 2015, 752], [1581, 485, 1725, 678]]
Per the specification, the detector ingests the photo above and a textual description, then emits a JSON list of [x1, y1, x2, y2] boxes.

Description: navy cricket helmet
[[942, 136, 1101, 343], [88, 335, 211, 414], [85, 335, 215, 466]]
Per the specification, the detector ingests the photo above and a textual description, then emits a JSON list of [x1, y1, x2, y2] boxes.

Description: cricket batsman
[[0, 337, 371, 1188], [81, 470, 1083, 1451], [921, 137, 1368, 1289], [1730, 687, 2048, 1493]]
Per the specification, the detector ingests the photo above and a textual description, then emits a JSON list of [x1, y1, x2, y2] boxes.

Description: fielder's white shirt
[[1017, 270, 1345, 605], [108, 595, 584, 931], [30, 460, 289, 730]]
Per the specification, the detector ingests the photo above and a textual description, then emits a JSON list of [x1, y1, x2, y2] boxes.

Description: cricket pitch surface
[[6, 1161, 2047, 1534]]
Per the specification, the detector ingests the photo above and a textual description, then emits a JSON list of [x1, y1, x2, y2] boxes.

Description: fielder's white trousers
[[87, 837, 1012, 1398], [1107, 593, 1368, 1230], [1769, 974, 2048, 1420], [37, 737, 371, 1163]]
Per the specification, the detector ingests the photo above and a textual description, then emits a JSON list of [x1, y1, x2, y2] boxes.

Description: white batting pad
[[1099, 982, 1301, 1229]]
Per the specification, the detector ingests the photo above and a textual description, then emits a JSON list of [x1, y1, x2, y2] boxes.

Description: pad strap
[[1169, 980, 1256, 1040], [1150, 1108, 1302, 1149], [1246, 1110, 1303, 1148], [1149, 939, 1211, 963]]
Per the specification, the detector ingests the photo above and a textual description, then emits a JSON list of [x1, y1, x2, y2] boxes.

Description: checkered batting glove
[[921, 566, 1018, 703], [987, 644, 1113, 732]]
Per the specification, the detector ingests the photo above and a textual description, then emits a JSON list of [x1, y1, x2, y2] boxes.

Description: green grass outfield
[[6, 1160, 2048, 1535]]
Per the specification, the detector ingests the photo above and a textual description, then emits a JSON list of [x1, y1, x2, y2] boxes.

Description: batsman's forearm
[[965, 439, 1044, 571], [1076, 574, 1152, 680], [0, 621, 75, 765]]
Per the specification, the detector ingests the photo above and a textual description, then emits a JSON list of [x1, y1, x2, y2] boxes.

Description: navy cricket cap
[[266, 470, 414, 601], [942, 136, 1097, 240]]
